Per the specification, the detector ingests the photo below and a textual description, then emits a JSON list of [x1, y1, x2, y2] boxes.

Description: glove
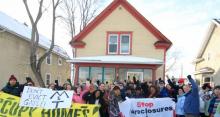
[[187, 75, 192, 79]]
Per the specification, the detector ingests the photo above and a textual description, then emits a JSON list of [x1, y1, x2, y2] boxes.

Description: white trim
[[120, 34, 130, 54], [108, 34, 118, 54], [58, 57, 62, 66], [46, 54, 52, 65], [127, 72, 143, 82], [45, 73, 51, 85]]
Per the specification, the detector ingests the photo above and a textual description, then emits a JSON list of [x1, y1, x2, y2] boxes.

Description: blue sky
[[0, 0, 220, 77]]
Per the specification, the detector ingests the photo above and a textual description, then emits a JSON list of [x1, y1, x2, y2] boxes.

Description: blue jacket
[[176, 94, 185, 115], [159, 87, 169, 97], [183, 78, 200, 115]]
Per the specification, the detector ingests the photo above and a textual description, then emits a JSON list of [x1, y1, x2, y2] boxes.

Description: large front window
[[107, 32, 131, 55]]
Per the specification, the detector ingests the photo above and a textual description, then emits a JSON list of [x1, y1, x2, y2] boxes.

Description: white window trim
[[120, 34, 131, 54], [45, 73, 51, 85], [58, 57, 62, 66], [46, 54, 52, 65], [108, 34, 118, 54]]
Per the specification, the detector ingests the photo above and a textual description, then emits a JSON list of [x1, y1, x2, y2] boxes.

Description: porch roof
[[69, 56, 163, 65]]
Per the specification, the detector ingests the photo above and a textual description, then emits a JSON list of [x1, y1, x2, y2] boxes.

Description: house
[[69, 0, 172, 84], [0, 11, 71, 88], [194, 19, 220, 86]]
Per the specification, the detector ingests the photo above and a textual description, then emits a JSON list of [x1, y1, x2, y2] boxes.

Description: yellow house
[[0, 11, 71, 88], [69, 0, 172, 84], [195, 19, 220, 86]]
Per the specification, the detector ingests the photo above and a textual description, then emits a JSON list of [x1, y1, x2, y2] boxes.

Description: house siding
[[195, 26, 220, 85], [76, 5, 165, 79], [0, 31, 70, 88]]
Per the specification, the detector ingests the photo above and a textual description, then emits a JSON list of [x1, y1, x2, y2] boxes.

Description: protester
[[148, 85, 159, 98], [158, 80, 169, 97], [208, 85, 220, 117], [82, 83, 96, 104], [72, 86, 85, 103], [176, 88, 185, 117], [1, 75, 22, 97], [125, 86, 134, 98], [63, 83, 72, 90], [167, 75, 185, 102], [24, 77, 35, 86], [199, 83, 212, 117], [109, 85, 123, 117], [141, 81, 149, 97], [48, 83, 56, 90], [183, 75, 200, 117], [134, 86, 144, 98]]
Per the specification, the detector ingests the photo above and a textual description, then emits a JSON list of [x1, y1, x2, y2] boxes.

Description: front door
[[127, 72, 143, 82]]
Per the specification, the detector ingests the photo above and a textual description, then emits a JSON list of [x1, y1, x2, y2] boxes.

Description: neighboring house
[[69, 0, 172, 84], [194, 19, 220, 86], [0, 11, 71, 88]]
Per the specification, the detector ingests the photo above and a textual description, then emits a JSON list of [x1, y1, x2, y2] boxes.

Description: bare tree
[[23, 0, 61, 87], [60, 0, 99, 58], [60, 0, 98, 37], [165, 48, 182, 74]]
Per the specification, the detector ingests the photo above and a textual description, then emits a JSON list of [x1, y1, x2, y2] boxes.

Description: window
[[46, 54, 52, 65], [120, 34, 130, 54], [108, 34, 118, 54], [46, 73, 51, 85], [107, 32, 131, 55], [79, 67, 89, 84], [58, 58, 62, 66]]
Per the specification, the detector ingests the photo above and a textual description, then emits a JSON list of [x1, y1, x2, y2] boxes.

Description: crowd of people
[[1, 74, 220, 117]]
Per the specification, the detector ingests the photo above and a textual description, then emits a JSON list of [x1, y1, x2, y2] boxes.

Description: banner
[[0, 92, 99, 117], [20, 86, 73, 109], [119, 98, 175, 117]]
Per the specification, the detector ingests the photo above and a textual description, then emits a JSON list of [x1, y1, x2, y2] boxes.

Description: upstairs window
[[46, 54, 52, 65], [58, 58, 62, 66], [108, 34, 118, 54], [107, 32, 131, 55]]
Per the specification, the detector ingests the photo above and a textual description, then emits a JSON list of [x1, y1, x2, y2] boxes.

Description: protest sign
[[20, 86, 73, 109], [119, 98, 175, 117], [0, 92, 99, 117]]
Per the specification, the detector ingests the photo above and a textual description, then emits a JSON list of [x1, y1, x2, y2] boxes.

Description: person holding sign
[[1, 75, 22, 97], [183, 75, 200, 117]]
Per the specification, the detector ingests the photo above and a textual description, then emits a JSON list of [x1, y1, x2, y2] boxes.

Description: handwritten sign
[[20, 86, 73, 109]]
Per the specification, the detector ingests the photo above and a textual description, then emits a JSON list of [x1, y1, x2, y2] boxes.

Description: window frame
[[120, 34, 131, 54], [107, 32, 132, 55], [45, 73, 51, 86], [107, 34, 119, 54], [46, 54, 52, 65], [58, 57, 62, 66]]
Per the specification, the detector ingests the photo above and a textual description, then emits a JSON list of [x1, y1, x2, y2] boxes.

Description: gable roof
[[70, 0, 172, 49], [0, 11, 70, 59], [196, 19, 220, 59]]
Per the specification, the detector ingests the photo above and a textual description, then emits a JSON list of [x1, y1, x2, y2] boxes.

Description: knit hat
[[178, 78, 184, 84], [9, 75, 17, 81]]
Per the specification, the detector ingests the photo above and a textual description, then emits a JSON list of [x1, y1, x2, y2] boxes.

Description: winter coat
[[82, 91, 96, 104], [176, 94, 185, 115], [159, 87, 169, 97], [183, 78, 200, 115], [167, 79, 182, 102], [109, 91, 123, 117], [1, 82, 22, 97]]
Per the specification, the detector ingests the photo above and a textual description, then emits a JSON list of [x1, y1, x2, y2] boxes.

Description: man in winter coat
[[183, 75, 200, 117], [1, 75, 22, 97]]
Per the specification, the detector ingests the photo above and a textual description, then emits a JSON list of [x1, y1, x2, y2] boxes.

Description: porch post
[[152, 68, 156, 84], [74, 64, 79, 85], [116, 66, 119, 81], [102, 67, 105, 83]]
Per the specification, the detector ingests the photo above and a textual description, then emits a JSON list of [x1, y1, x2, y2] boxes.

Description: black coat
[[1, 82, 22, 97], [82, 91, 96, 104]]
